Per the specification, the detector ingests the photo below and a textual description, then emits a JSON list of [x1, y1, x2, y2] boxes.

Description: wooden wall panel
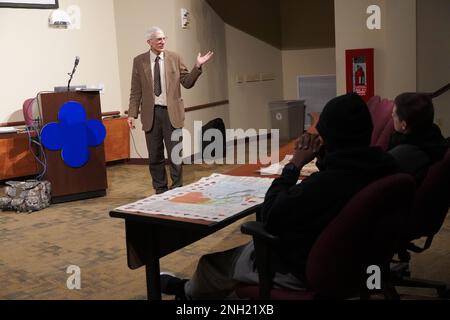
[[103, 117, 130, 162], [0, 117, 130, 181], [0, 133, 39, 180]]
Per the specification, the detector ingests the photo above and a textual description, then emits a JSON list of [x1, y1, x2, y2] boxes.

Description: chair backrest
[[307, 96, 395, 151], [368, 96, 395, 151], [22, 98, 35, 127], [367, 95, 381, 113], [305, 173, 415, 298], [201, 117, 226, 158], [403, 149, 450, 241]]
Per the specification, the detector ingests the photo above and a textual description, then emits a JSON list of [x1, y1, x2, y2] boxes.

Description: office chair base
[[438, 288, 450, 299], [390, 262, 411, 277], [396, 277, 448, 298]]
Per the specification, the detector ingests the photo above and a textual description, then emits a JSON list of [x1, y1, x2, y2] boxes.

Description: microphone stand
[[67, 59, 79, 92]]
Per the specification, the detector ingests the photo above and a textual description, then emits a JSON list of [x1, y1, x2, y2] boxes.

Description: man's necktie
[[154, 56, 162, 97]]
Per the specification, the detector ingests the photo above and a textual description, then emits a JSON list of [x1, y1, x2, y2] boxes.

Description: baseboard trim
[[51, 190, 106, 204], [127, 159, 150, 165]]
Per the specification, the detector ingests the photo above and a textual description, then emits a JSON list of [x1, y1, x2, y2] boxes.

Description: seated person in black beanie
[[160, 92, 398, 300], [389, 92, 449, 182]]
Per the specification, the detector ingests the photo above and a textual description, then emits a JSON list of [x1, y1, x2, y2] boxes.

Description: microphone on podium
[[67, 56, 80, 91], [74, 56, 80, 68]]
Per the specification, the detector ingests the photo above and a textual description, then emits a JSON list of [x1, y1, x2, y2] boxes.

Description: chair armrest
[[241, 221, 280, 244], [407, 236, 434, 253], [241, 221, 280, 299]]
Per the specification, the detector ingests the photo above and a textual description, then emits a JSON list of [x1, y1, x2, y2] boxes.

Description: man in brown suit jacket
[[128, 27, 213, 194]]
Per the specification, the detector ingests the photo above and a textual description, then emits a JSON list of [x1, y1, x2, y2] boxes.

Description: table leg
[[145, 225, 161, 300], [145, 258, 161, 300]]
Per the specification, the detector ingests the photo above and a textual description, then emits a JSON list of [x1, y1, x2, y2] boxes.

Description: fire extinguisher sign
[[345, 48, 374, 102]]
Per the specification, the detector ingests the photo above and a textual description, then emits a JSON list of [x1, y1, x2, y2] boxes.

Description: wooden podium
[[39, 91, 107, 203]]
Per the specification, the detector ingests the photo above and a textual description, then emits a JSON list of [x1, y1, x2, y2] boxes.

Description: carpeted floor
[[0, 163, 449, 300]]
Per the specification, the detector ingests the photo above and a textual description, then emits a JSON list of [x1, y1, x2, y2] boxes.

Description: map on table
[[114, 173, 274, 222]]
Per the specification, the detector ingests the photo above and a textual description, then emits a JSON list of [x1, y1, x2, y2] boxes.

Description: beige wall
[[417, 0, 450, 136], [382, 0, 417, 98], [334, 0, 416, 100], [0, 0, 122, 123], [174, 0, 230, 155], [113, 0, 177, 158], [113, 0, 176, 113], [114, 0, 229, 158], [225, 25, 283, 131], [174, 0, 228, 106], [282, 48, 336, 100]]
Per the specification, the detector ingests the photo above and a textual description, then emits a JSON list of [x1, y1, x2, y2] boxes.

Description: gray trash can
[[269, 100, 305, 142]]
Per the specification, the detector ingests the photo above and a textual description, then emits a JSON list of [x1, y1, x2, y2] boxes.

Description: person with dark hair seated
[[160, 93, 398, 300], [389, 93, 448, 181]]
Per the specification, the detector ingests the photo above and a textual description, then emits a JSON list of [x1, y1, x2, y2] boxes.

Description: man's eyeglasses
[[153, 37, 167, 42]]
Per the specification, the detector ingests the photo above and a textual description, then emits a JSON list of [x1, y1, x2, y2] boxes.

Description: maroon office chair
[[307, 96, 394, 151], [237, 173, 415, 300], [22, 98, 35, 127], [368, 96, 395, 151], [366, 95, 381, 113], [392, 148, 450, 298]]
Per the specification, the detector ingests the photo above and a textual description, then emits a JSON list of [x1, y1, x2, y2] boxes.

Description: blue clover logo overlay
[[41, 101, 106, 168]]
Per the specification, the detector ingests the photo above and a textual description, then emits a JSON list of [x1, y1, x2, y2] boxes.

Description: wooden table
[[109, 141, 297, 300]]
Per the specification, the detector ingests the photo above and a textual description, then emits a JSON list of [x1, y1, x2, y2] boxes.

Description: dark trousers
[[145, 106, 183, 193]]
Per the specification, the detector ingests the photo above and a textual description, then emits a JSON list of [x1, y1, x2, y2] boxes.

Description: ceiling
[[206, 0, 335, 50]]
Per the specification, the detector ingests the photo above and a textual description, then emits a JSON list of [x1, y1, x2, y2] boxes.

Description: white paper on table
[[259, 155, 318, 176], [259, 155, 293, 175]]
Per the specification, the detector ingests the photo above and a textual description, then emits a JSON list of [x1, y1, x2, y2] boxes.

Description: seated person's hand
[[291, 133, 323, 169]]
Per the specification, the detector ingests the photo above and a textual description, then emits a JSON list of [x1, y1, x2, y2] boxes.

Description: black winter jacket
[[260, 146, 398, 279]]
